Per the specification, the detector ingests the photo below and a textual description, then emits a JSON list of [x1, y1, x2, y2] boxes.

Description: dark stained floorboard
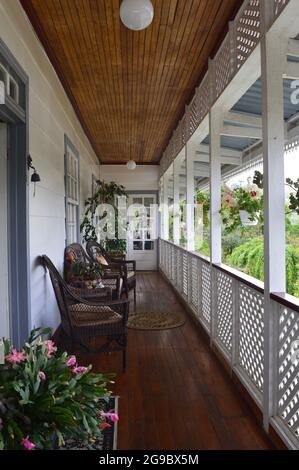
[[69, 272, 274, 450]]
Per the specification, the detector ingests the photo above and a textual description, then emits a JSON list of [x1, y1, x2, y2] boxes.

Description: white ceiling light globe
[[120, 0, 154, 31], [126, 160, 137, 170]]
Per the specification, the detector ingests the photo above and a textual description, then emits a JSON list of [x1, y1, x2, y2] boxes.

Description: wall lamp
[[27, 155, 41, 196], [27, 155, 41, 183]]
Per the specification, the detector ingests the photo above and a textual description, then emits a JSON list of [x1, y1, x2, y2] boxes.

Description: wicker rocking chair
[[64, 243, 123, 300], [86, 240, 137, 307], [41, 255, 129, 371]]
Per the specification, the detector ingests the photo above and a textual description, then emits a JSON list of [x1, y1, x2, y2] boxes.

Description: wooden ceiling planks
[[20, 0, 242, 164]]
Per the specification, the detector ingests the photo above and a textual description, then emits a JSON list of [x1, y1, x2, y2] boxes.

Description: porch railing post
[[186, 142, 195, 251], [162, 174, 169, 241], [209, 105, 222, 342], [173, 158, 180, 245], [261, 0, 287, 432]]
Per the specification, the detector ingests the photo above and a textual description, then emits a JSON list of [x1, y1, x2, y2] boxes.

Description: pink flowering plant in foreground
[[0, 328, 117, 450]]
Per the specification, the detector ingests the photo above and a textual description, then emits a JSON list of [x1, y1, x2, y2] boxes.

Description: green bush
[[228, 238, 298, 296]]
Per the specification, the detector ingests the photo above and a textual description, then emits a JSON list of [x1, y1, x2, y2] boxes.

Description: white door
[[127, 194, 158, 271], [0, 123, 10, 338]]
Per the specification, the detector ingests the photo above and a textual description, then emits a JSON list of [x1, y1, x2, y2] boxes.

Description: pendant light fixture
[[126, 160, 137, 170], [120, 0, 154, 31]]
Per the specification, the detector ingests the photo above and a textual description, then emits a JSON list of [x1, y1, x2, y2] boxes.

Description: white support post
[[186, 143, 195, 251], [162, 174, 169, 241], [209, 106, 222, 264], [173, 158, 180, 245], [261, 0, 287, 432], [209, 105, 222, 343]]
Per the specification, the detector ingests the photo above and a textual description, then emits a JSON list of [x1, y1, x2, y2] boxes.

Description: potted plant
[[80, 180, 128, 254], [195, 189, 210, 225], [220, 180, 262, 233], [69, 261, 104, 289], [0, 328, 117, 450]]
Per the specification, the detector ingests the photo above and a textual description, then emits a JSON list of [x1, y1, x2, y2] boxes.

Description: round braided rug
[[127, 312, 185, 330]]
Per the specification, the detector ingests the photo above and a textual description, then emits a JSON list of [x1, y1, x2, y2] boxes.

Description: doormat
[[128, 311, 185, 330]]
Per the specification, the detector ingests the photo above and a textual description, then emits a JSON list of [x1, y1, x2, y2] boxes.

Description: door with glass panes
[[127, 194, 158, 270]]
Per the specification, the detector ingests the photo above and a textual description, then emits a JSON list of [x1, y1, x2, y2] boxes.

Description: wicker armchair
[[86, 240, 137, 307], [41, 255, 129, 371], [64, 243, 123, 300]]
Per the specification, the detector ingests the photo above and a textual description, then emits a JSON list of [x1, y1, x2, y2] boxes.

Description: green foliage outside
[[227, 234, 299, 296]]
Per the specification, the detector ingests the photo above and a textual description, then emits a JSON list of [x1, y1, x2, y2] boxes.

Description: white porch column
[[186, 142, 195, 251], [162, 174, 169, 240], [173, 158, 180, 245], [209, 106, 222, 264], [261, 0, 287, 431]]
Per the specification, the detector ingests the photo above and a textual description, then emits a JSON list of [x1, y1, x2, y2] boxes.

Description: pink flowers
[[44, 340, 55, 358], [66, 355, 77, 367], [21, 436, 35, 451], [66, 355, 88, 375], [223, 194, 237, 209], [100, 410, 119, 423], [72, 366, 88, 375], [5, 349, 26, 364], [37, 371, 46, 381]]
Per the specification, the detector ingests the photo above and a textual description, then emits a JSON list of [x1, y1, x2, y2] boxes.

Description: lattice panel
[[214, 34, 235, 99], [190, 256, 200, 315], [201, 262, 211, 326], [160, 240, 165, 271], [182, 251, 188, 299], [236, 0, 261, 69], [176, 249, 182, 289], [274, 0, 289, 19], [167, 244, 171, 276], [277, 306, 299, 443], [238, 283, 264, 392], [216, 271, 233, 356], [197, 73, 210, 122], [170, 246, 176, 282], [188, 94, 199, 137]]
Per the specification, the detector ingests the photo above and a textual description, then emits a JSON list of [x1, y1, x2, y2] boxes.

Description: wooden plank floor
[[71, 272, 274, 450]]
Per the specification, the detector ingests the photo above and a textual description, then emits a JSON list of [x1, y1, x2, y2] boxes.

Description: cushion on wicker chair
[[127, 271, 135, 279], [96, 255, 109, 266], [69, 304, 122, 327]]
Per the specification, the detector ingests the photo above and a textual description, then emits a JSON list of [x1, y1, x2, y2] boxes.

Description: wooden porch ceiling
[[21, 0, 242, 164]]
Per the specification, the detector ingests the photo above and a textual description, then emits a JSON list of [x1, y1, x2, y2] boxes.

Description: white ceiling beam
[[196, 154, 241, 165], [195, 143, 242, 158], [0, 82, 4, 104], [224, 111, 262, 128], [284, 61, 299, 80], [287, 39, 299, 58], [221, 124, 262, 140]]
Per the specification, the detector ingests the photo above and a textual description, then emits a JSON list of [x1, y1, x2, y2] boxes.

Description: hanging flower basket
[[239, 210, 259, 226]]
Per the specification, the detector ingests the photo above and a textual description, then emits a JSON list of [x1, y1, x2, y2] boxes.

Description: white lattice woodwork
[[214, 34, 234, 99], [276, 306, 299, 443], [189, 255, 200, 316], [216, 270, 233, 357], [201, 262, 211, 327], [274, 0, 290, 19], [160, 0, 290, 176], [238, 283, 264, 394], [182, 251, 188, 299], [235, 0, 261, 69]]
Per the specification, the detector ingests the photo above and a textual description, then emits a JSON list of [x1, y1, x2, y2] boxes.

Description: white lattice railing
[[160, 0, 290, 176], [159, 239, 299, 449], [270, 294, 299, 448]]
